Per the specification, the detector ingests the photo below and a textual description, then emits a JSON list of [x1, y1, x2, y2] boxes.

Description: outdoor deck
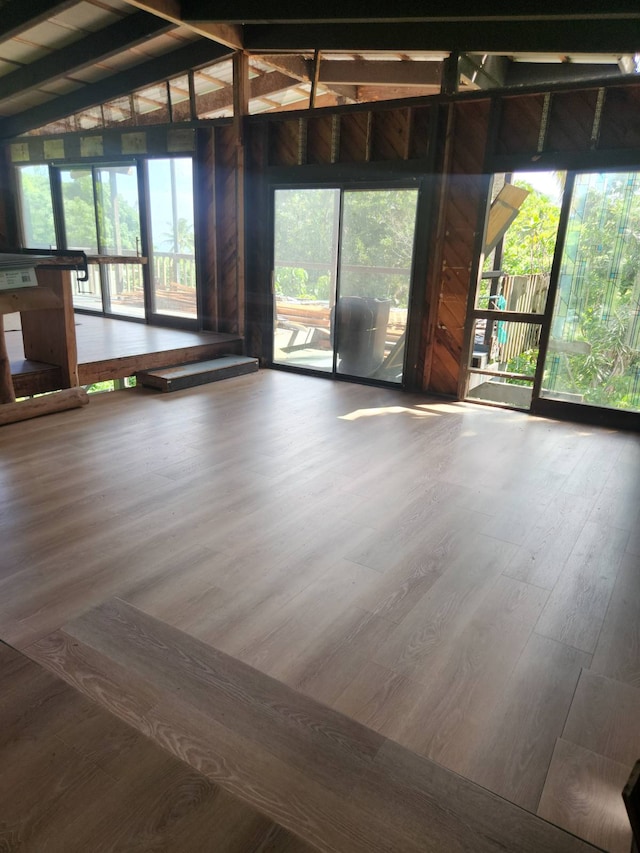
[[4, 312, 243, 396]]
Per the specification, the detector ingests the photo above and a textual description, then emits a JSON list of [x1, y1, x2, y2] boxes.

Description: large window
[[15, 157, 198, 326], [273, 186, 419, 384], [59, 164, 143, 318]]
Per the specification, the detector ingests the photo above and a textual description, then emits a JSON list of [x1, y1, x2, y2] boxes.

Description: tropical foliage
[[273, 188, 418, 307]]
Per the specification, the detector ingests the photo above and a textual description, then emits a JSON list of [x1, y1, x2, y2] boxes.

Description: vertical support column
[[421, 100, 491, 396], [195, 127, 219, 331], [441, 52, 460, 96], [310, 49, 322, 108], [0, 315, 16, 403], [233, 51, 249, 337], [0, 147, 19, 249]]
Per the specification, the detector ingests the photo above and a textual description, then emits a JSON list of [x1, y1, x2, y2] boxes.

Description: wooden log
[[0, 386, 89, 426], [0, 314, 16, 403]]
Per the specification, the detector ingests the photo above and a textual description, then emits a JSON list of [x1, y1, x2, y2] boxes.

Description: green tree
[[546, 173, 640, 409], [19, 167, 56, 248], [500, 182, 561, 275], [273, 188, 418, 306]]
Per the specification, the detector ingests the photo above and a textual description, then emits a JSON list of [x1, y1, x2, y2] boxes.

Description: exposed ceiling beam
[[0, 39, 233, 139], [0, 0, 78, 40], [243, 20, 640, 54], [121, 0, 243, 49], [194, 70, 301, 115], [505, 61, 625, 87], [0, 13, 176, 104], [181, 1, 640, 23], [265, 92, 340, 112], [254, 55, 356, 101], [254, 54, 310, 82], [356, 85, 441, 101], [319, 59, 442, 86]]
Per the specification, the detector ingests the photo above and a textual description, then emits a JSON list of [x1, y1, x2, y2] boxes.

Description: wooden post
[[20, 268, 79, 388], [0, 314, 16, 403], [232, 51, 248, 338], [310, 49, 322, 108]]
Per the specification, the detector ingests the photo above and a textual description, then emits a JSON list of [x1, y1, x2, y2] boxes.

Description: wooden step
[[0, 640, 311, 852], [137, 354, 259, 392], [28, 599, 602, 853]]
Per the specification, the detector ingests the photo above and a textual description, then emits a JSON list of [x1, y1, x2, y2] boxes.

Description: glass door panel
[[16, 164, 57, 249], [147, 158, 197, 320], [60, 168, 101, 310], [60, 168, 99, 253], [465, 171, 564, 409], [542, 171, 640, 413], [96, 165, 143, 318], [336, 189, 418, 382], [273, 188, 340, 372]]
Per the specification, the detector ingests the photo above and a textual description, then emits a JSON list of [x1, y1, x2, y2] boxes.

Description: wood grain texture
[[504, 491, 592, 588], [562, 670, 640, 767], [28, 601, 600, 853], [591, 553, 640, 687], [534, 521, 629, 653], [0, 641, 311, 853], [0, 370, 636, 849], [538, 739, 632, 853], [465, 633, 591, 811]]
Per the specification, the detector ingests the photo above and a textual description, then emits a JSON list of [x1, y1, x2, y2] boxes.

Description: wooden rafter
[[0, 13, 176, 104], [0, 39, 233, 139], [121, 0, 243, 49]]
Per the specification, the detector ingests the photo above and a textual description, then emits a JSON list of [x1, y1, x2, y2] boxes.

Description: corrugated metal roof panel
[[48, 3, 127, 32]]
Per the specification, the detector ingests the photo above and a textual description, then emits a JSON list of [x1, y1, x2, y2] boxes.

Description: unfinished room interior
[[1, 1, 640, 850]]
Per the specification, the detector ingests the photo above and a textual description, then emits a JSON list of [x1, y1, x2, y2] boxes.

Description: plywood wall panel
[[408, 107, 430, 160], [268, 119, 302, 166], [599, 86, 640, 149], [338, 112, 371, 163], [547, 89, 599, 152], [425, 101, 490, 396], [306, 114, 335, 165], [371, 109, 410, 161], [497, 94, 545, 155]]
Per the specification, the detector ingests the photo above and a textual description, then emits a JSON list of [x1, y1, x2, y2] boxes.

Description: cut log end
[[0, 386, 89, 426]]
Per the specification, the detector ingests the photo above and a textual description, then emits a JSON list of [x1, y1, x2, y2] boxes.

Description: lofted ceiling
[[0, 0, 638, 139]]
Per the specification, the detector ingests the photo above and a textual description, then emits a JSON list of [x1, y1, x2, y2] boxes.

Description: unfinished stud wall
[[242, 79, 640, 396]]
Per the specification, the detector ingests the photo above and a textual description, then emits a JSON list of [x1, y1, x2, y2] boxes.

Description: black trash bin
[[331, 296, 391, 376]]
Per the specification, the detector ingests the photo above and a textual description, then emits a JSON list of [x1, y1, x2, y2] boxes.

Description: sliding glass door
[[272, 185, 419, 384], [15, 157, 199, 327], [541, 171, 640, 413]]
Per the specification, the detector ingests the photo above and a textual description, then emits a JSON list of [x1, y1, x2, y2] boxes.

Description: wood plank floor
[[1, 369, 638, 850], [28, 598, 599, 853], [0, 640, 310, 852]]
